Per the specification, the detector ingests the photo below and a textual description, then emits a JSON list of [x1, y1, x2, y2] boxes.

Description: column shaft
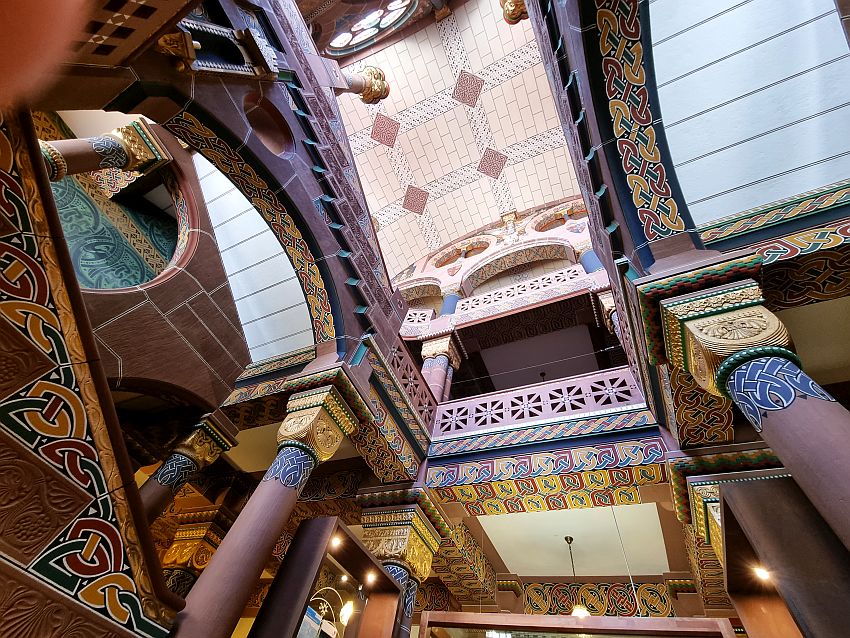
[[442, 365, 454, 402], [140, 452, 198, 523], [383, 562, 419, 638], [173, 445, 315, 638], [422, 354, 450, 399], [725, 355, 850, 550]]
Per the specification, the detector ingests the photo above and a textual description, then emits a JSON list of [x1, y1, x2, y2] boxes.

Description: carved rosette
[[661, 280, 792, 395], [277, 386, 358, 463], [361, 506, 441, 583], [421, 335, 462, 370]]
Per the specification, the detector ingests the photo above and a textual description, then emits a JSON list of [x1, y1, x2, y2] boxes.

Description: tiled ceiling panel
[[337, 0, 581, 277]]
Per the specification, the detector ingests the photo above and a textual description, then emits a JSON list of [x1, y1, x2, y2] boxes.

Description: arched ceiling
[[649, 0, 850, 227], [336, 0, 582, 277]]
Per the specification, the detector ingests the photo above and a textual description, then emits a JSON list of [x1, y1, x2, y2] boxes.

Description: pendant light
[[564, 535, 590, 618]]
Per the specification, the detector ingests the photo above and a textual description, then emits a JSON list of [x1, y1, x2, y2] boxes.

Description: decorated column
[[361, 505, 441, 638], [38, 119, 171, 180], [173, 386, 358, 638], [660, 279, 850, 549], [160, 508, 230, 597], [420, 335, 462, 402], [140, 415, 237, 523], [440, 284, 462, 316]]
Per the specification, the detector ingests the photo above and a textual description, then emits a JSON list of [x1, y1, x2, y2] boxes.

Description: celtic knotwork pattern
[[151, 453, 198, 493], [668, 367, 733, 447], [596, 0, 685, 239], [0, 112, 170, 637], [263, 445, 316, 492], [763, 248, 850, 310], [383, 562, 418, 629], [89, 136, 129, 170], [523, 582, 673, 616], [726, 357, 834, 431], [403, 577, 418, 627]]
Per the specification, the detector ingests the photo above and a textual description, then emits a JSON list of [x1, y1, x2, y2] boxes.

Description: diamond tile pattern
[[403, 185, 430, 214], [478, 148, 508, 178], [337, 0, 582, 277], [370, 113, 400, 147], [452, 71, 485, 107]]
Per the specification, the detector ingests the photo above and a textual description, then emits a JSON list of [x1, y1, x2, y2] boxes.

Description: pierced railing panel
[[389, 340, 437, 426], [455, 265, 587, 313], [433, 366, 643, 438]]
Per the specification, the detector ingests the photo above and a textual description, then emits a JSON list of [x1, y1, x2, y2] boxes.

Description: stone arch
[[398, 279, 443, 304], [460, 239, 578, 294]]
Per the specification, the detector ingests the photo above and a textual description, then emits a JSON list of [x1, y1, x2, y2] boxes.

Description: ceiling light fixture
[[365, 571, 376, 585], [564, 535, 591, 619], [330, 535, 342, 549], [754, 566, 771, 581]]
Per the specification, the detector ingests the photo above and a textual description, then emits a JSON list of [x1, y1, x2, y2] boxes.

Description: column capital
[[421, 334, 462, 369], [596, 290, 617, 335], [361, 504, 441, 583], [277, 385, 358, 462], [660, 279, 793, 395], [174, 413, 237, 469], [344, 66, 390, 104], [107, 120, 172, 173]]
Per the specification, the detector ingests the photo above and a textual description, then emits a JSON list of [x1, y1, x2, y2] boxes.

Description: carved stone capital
[[277, 385, 358, 462], [500, 0, 528, 24], [361, 505, 441, 582], [173, 429, 224, 469], [107, 120, 172, 174], [421, 335, 462, 369], [661, 280, 792, 395]]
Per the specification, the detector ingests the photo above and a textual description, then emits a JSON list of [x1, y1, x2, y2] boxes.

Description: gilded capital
[[661, 280, 792, 395], [421, 335, 462, 369], [277, 385, 358, 462], [596, 290, 616, 335], [361, 506, 441, 582], [174, 428, 225, 469], [106, 120, 172, 174], [500, 0, 528, 24], [357, 66, 390, 104]]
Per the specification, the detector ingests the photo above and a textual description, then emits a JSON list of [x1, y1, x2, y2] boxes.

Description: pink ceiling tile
[[370, 113, 400, 147], [402, 185, 429, 214], [452, 70, 485, 107], [477, 147, 508, 179]]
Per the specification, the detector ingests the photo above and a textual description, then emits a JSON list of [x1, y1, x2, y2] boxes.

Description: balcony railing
[[455, 264, 588, 313], [432, 366, 643, 439]]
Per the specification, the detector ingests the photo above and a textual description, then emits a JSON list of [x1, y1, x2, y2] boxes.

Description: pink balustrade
[[432, 366, 642, 438]]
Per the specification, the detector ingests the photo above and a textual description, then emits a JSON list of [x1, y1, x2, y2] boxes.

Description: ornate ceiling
[[335, 0, 581, 277]]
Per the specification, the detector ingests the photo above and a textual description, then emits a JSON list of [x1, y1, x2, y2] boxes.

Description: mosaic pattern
[[763, 247, 850, 310], [0, 111, 169, 636], [701, 179, 850, 243], [668, 367, 734, 448], [595, 0, 685, 239], [726, 356, 834, 431], [166, 111, 335, 343], [432, 464, 666, 516], [667, 448, 782, 524], [524, 582, 673, 617], [428, 436, 665, 487], [427, 410, 656, 457]]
